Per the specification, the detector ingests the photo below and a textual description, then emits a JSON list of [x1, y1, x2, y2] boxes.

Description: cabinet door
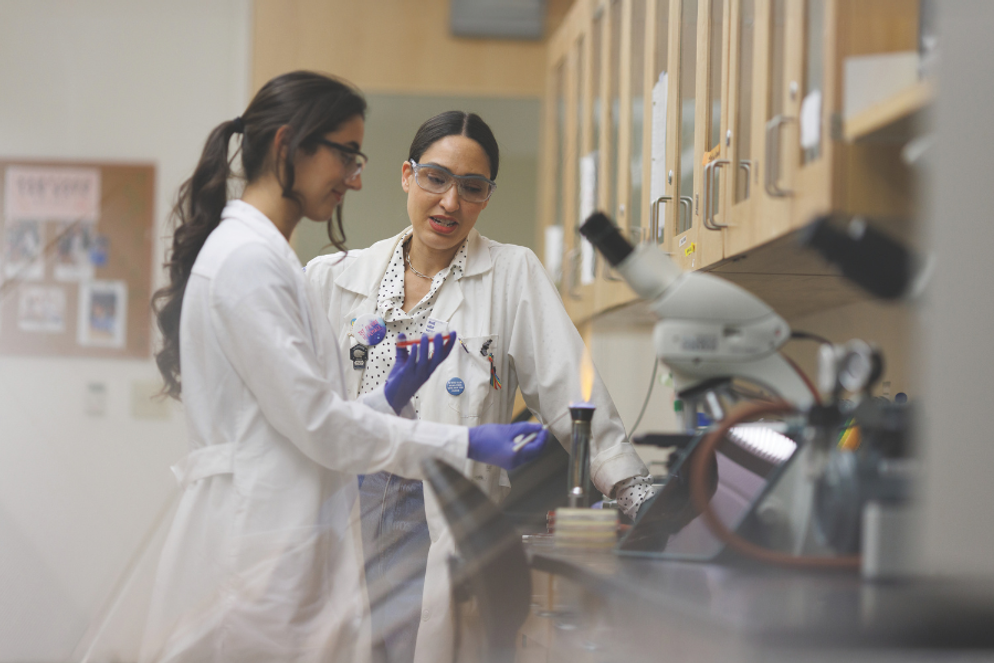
[[566, 0, 602, 320], [541, 53, 567, 284], [562, 9, 594, 321], [783, 0, 831, 229], [809, 0, 918, 225], [666, 0, 702, 270], [647, 0, 678, 250], [597, 0, 649, 312], [698, 0, 732, 267], [721, 0, 758, 257], [723, 0, 797, 255]]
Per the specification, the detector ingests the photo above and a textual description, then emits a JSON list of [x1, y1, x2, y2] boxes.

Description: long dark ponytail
[[153, 71, 367, 399]]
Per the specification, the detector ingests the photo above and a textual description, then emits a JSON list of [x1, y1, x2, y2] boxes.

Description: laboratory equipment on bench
[[567, 402, 595, 507], [579, 212, 816, 425], [580, 212, 917, 572], [621, 421, 801, 559], [808, 340, 915, 576], [577, 212, 839, 566]]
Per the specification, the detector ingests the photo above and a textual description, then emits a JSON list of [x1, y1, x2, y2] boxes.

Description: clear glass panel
[[555, 59, 566, 228], [655, 0, 671, 77], [677, 0, 698, 235], [575, 36, 586, 224], [707, 0, 723, 217], [734, 0, 755, 203], [769, 0, 786, 121], [708, 0, 723, 152], [653, 0, 671, 244], [802, 0, 824, 164], [591, 10, 603, 180], [585, 11, 603, 249], [609, 0, 623, 220], [630, 0, 647, 237]]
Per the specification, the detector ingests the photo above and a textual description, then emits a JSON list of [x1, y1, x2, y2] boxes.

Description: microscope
[[580, 213, 914, 571]]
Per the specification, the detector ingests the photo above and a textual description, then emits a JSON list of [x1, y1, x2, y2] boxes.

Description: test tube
[[567, 403, 595, 507]]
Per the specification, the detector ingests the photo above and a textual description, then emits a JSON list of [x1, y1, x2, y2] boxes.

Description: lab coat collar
[[334, 226, 493, 298], [223, 199, 303, 269]]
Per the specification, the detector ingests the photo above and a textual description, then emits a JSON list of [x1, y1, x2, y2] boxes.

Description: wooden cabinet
[[539, 0, 926, 323]]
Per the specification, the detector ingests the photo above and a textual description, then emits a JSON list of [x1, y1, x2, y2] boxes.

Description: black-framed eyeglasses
[[313, 138, 368, 182], [408, 160, 497, 204]]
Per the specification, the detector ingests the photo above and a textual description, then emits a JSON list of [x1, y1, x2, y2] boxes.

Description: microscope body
[[615, 242, 815, 412]]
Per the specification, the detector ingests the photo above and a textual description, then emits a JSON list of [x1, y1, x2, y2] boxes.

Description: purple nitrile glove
[[384, 331, 458, 414], [467, 421, 548, 470]]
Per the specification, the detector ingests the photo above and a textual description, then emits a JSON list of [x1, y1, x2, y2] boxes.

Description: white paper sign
[[5, 166, 101, 222], [650, 72, 669, 240], [579, 151, 598, 285], [800, 90, 822, 150]]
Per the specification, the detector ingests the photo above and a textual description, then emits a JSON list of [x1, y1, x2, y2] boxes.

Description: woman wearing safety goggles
[[305, 111, 657, 663]]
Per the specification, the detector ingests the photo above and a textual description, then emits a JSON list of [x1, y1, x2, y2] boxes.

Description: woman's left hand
[[384, 332, 458, 414]]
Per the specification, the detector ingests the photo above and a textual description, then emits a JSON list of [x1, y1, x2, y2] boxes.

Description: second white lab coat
[[139, 202, 469, 663], [306, 228, 648, 663]]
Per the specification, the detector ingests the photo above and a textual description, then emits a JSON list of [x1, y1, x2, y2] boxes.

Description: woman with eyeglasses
[[141, 75, 547, 663], [306, 111, 656, 663]]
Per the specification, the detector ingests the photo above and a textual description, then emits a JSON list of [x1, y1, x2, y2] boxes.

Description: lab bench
[[517, 534, 994, 663]]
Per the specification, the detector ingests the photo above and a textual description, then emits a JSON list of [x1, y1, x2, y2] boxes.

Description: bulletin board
[[0, 160, 155, 359]]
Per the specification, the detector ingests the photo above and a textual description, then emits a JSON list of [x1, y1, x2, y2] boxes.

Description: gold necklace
[[404, 244, 433, 280]]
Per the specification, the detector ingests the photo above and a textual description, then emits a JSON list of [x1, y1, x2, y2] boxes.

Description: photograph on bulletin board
[[0, 160, 155, 359]]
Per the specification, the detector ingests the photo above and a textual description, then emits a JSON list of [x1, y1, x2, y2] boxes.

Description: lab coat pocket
[[445, 334, 498, 421]]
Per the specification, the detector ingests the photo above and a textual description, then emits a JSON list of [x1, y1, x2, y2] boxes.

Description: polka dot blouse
[[356, 230, 469, 419], [613, 474, 657, 518]]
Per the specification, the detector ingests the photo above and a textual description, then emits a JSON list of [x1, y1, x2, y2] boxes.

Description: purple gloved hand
[[384, 332, 458, 414], [467, 422, 549, 470]]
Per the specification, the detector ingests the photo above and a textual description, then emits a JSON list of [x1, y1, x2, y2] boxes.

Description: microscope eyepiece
[[800, 216, 912, 300], [579, 212, 633, 267]]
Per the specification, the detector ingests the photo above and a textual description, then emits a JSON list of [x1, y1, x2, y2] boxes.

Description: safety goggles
[[314, 138, 368, 182], [408, 160, 497, 204]]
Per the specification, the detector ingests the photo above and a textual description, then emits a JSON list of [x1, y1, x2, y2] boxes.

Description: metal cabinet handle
[[678, 196, 692, 234], [703, 159, 730, 230], [651, 195, 672, 244], [738, 161, 752, 199], [764, 115, 795, 197]]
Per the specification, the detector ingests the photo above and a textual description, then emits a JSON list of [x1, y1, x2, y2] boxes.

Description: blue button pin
[[446, 377, 465, 396]]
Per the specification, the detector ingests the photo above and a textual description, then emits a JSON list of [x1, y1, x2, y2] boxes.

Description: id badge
[[350, 344, 368, 370]]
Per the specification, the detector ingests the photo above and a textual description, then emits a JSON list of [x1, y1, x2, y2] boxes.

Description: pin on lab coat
[[306, 228, 649, 663], [140, 202, 471, 663]]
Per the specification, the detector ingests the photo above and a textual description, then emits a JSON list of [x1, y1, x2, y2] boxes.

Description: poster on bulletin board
[[0, 160, 155, 359]]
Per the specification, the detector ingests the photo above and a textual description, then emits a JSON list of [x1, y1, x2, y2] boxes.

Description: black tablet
[[618, 423, 800, 561]]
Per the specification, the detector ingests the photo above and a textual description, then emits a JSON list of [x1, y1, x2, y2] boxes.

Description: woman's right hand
[[384, 332, 457, 414], [467, 422, 548, 470]]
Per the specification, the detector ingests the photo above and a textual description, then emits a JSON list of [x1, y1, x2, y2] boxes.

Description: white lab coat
[[306, 228, 649, 663], [139, 201, 470, 663]]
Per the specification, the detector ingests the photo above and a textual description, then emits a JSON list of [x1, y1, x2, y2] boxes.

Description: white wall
[[0, 2, 251, 660]]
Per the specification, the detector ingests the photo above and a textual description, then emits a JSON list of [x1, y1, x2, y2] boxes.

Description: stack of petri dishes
[[550, 508, 619, 549]]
